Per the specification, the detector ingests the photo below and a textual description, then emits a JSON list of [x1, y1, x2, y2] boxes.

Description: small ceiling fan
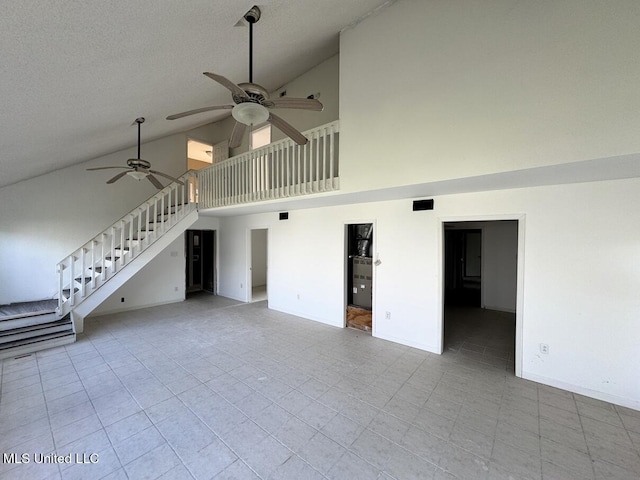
[[87, 117, 183, 189], [166, 5, 323, 148]]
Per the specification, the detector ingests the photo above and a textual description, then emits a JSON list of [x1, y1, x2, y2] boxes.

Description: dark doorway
[[444, 228, 482, 307], [186, 230, 216, 295]]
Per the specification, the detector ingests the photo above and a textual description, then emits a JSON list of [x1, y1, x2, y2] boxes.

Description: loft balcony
[[196, 120, 339, 209]]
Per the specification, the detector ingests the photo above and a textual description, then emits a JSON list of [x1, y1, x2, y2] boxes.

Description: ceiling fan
[[166, 5, 323, 148], [87, 117, 183, 189]]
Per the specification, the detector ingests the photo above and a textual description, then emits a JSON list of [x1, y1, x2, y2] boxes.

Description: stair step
[[0, 331, 76, 361], [0, 300, 57, 321], [0, 318, 73, 343], [0, 311, 59, 331], [62, 288, 79, 299], [74, 276, 93, 284]]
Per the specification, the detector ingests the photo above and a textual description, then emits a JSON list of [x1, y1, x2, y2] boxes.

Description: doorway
[[442, 220, 521, 374], [186, 230, 216, 295], [345, 223, 374, 333], [250, 229, 268, 302]]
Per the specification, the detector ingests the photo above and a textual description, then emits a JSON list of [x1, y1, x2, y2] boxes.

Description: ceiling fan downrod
[[244, 6, 261, 84], [134, 117, 145, 159]]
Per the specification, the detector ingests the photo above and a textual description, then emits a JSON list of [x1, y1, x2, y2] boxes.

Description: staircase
[[0, 171, 199, 360], [0, 302, 74, 361]]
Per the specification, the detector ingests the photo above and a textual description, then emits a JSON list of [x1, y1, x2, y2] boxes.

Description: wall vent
[[413, 199, 434, 211]]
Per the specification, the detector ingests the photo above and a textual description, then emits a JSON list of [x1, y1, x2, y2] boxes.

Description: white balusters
[[194, 121, 339, 209]]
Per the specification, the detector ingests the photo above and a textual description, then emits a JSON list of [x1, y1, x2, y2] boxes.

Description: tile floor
[[1, 296, 639, 480]]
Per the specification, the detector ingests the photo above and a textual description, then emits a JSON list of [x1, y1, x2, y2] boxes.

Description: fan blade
[[87, 166, 128, 171], [270, 97, 324, 111], [267, 113, 308, 145], [148, 170, 185, 186], [229, 121, 247, 149], [106, 171, 129, 184], [146, 174, 164, 189], [166, 105, 233, 120], [203, 72, 248, 100]]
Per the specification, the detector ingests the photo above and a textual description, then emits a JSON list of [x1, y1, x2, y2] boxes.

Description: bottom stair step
[[0, 331, 76, 361], [0, 318, 73, 344]]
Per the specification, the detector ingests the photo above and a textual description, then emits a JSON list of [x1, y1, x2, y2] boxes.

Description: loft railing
[[198, 120, 339, 209], [56, 171, 198, 317]]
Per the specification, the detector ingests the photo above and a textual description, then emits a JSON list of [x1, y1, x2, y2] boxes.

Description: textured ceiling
[[0, 0, 389, 188]]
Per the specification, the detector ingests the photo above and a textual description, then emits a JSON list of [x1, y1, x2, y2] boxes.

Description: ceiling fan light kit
[[232, 102, 269, 126], [166, 5, 324, 148]]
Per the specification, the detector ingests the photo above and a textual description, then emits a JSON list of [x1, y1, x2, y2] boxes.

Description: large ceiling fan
[[166, 5, 323, 148], [87, 117, 183, 189]]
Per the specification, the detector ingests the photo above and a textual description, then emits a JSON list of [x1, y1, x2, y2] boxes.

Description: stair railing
[[57, 170, 198, 317], [198, 120, 339, 209]]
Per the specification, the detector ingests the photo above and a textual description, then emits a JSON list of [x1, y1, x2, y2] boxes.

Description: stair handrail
[[89, 169, 197, 233]]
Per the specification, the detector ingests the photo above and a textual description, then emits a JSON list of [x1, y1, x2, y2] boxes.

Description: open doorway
[[442, 220, 520, 373], [186, 230, 216, 296], [250, 229, 268, 302], [187, 138, 228, 170], [345, 223, 374, 333]]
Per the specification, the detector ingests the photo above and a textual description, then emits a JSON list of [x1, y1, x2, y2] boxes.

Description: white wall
[[339, 0, 640, 192], [90, 236, 186, 315], [216, 177, 640, 409], [482, 221, 518, 312]]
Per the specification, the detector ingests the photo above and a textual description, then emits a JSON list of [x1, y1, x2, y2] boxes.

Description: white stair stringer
[[70, 209, 199, 333]]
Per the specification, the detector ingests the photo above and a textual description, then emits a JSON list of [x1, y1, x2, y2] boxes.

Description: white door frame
[[438, 214, 525, 377]]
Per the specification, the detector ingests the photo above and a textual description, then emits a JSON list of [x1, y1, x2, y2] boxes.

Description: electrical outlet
[[540, 343, 549, 354], [121, 297, 125, 303], [385, 311, 391, 320]]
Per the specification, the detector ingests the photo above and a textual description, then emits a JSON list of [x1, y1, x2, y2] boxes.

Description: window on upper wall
[[250, 124, 271, 150]]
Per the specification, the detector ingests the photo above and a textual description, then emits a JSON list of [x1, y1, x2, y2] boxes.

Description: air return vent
[[413, 199, 434, 211]]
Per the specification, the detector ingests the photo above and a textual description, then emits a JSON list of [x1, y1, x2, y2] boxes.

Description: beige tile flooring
[[1, 296, 639, 479]]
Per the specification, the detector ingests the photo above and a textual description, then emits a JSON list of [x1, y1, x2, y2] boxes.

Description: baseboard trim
[[88, 298, 184, 318], [374, 331, 440, 354], [268, 303, 343, 328], [523, 372, 640, 411]]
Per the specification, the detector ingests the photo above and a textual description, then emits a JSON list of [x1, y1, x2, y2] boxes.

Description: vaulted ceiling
[[0, 0, 389, 188]]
